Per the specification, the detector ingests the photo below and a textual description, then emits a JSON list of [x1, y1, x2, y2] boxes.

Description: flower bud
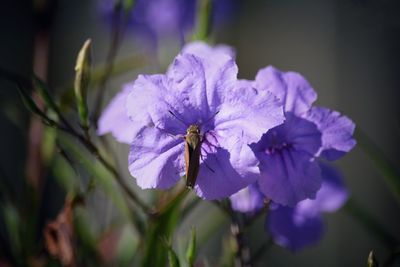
[[74, 39, 91, 129]]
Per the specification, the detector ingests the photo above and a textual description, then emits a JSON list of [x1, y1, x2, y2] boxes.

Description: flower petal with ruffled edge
[[254, 66, 317, 116], [124, 42, 284, 199], [266, 162, 348, 251], [97, 85, 135, 144], [297, 162, 349, 214], [305, 107, 356, 160]]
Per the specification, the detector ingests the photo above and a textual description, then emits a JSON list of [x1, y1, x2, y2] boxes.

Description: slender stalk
[[75, 133, 152, 215], [250, 238, 273, 265], [92, 4, 128, 126], [212, 201, 252, 267], [231, 212, 251, 267]]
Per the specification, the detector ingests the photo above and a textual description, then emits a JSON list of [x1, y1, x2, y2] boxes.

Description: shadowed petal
[[257, 149, 322, 207], [305, 107, 356, 160], [97, 85, 135, 144], [194, 133, 259, 200], [230, 183, 265, 213], [255, 66, 317, 115], [298, 162, 349, 214], [267, 205, 324, 251], [128, 127, 185, 189], [251, 116, 322, 206]]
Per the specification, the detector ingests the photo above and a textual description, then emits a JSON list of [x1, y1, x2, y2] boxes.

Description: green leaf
[[116, 224, 138, 267], [1, 203, 21, 257], [162, 239, 180, 267], [141, 190, 188, 267], [186, 228, 196, 267], [33, 75, 59, 112]]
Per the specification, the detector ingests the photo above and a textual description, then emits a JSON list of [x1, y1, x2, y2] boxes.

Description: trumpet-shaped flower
[[98, 42, 284, 200], [250, 66, 356, 206], [267, 163, 349, 251], [230, 163, 349, 251]]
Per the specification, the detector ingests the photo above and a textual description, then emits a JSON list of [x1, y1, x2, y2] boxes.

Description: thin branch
[[92, 4, 128, 126]]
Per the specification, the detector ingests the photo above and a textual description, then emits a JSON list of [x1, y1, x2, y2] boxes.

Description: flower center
[[264, 130, 293, 155]]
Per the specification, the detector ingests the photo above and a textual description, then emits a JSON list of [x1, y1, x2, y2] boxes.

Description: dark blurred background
[[1, 0, 400, 266]]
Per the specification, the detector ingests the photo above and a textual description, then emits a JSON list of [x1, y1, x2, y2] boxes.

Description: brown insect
[[184, 125, 202, 189], [169, 110, 218, 189]]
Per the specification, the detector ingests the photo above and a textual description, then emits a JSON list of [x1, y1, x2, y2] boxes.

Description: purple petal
[[123, 42, 285, 197], [97, 85, 135, 144], [305, 107, 356, 160], [267, 205, 324, 251], [297, 162, 349, 214], [126, 74, 187, 136], [256, 149, 322, 207], [194, 132, 260, 200], [128, 127, 185, 189], [251, 115, 322, 206], [214, 80, 285, 144], [254, 66, 317, 115], [230, 183, 265, 213], [167, 47, 238, 118], [182, 41, 236, 59]]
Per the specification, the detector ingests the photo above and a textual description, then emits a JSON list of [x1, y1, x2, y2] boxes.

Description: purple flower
[[230, 163, 349, 251], [230, 183, 265, 213], [98, 42, 285, 200], [97, 84, 135, 144], [250, 66, 356, 206], [98, 0, 238, 45], [267, 163, 349, 251]]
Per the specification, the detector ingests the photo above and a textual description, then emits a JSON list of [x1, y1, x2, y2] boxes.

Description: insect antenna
[[168, 110, 188, 127], [202, 110, 220, 125]]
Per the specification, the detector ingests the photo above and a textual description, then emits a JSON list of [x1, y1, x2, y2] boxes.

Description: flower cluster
[[228, 63, 355, 250], [99, 41, 285, 200], [99, 41, 356, 249]]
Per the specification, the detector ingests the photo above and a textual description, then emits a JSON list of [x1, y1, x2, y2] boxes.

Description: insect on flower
[[169, 110, 219, 189], [184, 124, 202, 188], [98, 41, 285, 200]]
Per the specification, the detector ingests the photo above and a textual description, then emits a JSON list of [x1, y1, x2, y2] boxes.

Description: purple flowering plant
[[99, 41, 285, 199], [15, 1, 400, 266], [231, 163, 349, 251]]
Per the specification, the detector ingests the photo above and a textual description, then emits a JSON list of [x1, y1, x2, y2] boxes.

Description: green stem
[[192, 0, 213, 42], [92, 3, 128, 126], [250, 238, 273, 265]]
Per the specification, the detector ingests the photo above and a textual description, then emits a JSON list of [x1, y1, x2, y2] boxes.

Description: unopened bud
[[74, 39, 91, 129]]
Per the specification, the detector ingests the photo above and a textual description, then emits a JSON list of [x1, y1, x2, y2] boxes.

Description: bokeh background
[[1, 0, 400, 266]]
